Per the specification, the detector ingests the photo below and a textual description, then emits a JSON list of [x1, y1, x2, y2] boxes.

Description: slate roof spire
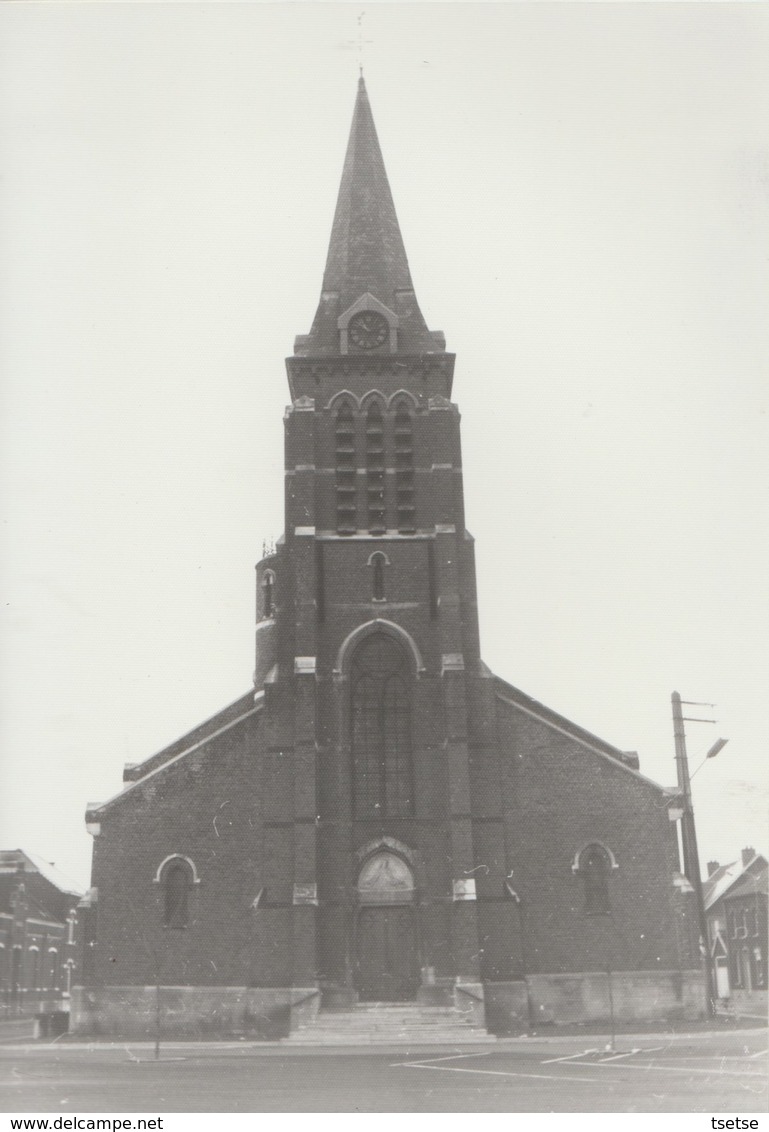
[[295, 77, 444, 357]]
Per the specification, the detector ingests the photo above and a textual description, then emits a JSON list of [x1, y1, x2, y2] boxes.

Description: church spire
[[295, 77, 444, 357]]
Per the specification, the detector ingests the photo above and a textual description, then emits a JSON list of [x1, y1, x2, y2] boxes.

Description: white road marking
[[541, 1048, 598, 1063], [391, 1051, 492, 1067], [748, 1048, 768, 1060], [397, 1062, 602, 1085], [570, 1059, 766, 1079], [599, 1045, 664, 1062]]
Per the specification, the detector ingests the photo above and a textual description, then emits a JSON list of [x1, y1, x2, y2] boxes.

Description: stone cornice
[[285, 353, 456, 401]]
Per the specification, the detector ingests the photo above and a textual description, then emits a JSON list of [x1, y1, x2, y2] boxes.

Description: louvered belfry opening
[[366, 402, 387, 534], [335, 401, 357, 535], [394, 402, 416, 533]]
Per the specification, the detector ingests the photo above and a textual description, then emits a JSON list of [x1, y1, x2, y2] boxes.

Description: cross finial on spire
[[356, 11, 370, 78]]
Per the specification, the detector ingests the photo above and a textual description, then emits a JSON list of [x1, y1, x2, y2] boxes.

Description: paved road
[[1, 1031, 766, 1113]]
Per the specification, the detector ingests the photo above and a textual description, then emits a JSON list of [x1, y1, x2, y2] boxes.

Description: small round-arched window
[[261, 570, 275, 619], [358, 852, 415, 905], [160, 858, 194, 929]]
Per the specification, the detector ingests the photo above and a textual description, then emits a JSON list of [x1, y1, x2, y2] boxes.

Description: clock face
[[348, 311, 389, 351]]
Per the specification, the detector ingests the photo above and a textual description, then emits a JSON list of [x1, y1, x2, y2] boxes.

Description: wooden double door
[[356, 905, 419, 1001]]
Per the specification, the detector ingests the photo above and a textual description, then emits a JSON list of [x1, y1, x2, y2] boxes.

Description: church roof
[[87, 692, 263, 818], [493, 675, 671, 789], [296, 77, 442, 357]]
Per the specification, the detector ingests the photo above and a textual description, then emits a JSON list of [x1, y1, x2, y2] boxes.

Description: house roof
[[722, 866, 768, 903], [704, 851, 768, 910], [0, 849, 83, 897]]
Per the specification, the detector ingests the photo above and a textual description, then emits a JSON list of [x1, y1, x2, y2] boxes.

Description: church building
[[73, 79, 704, 1039]]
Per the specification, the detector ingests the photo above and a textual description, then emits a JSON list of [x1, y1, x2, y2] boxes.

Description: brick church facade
[[73, 79, 704, 1038]]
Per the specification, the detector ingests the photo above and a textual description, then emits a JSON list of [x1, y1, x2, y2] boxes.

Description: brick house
[[0, 850, 82, 1019], [72, 78, 704, 1039], [705, 848, 767, 1011]]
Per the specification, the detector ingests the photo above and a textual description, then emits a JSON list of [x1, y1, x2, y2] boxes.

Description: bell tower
[[254, 77, 491, 1006]]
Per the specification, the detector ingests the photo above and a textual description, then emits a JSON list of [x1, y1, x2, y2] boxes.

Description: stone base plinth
[[71, 985, 320, 1040], [485, 970, 705, 1033]]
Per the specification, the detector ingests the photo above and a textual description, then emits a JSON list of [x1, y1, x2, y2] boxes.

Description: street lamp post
[[671, 691, 728, 1018], [505, 880, 536, 1030]]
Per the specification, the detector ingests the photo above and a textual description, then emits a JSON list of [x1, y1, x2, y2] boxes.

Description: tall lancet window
[[370, 552, 387, 601], [335, 401, 357, 535], [394, 402, 416, 533], [577, 844, 613, 915], [351, 633, 414, 818], [365, 402, 387, 534]]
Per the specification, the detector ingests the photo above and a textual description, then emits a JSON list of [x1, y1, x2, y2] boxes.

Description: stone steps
[[286, 1002, 494, 1045]]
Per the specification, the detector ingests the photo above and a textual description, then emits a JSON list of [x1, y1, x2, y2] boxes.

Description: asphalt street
[[1, 1031, 766, 1113]]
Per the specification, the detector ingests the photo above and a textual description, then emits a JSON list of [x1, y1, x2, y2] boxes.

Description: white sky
[[1, 3, 767, 890]]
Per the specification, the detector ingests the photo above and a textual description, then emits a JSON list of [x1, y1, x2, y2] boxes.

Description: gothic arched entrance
[[355, 851, 419, 1002]]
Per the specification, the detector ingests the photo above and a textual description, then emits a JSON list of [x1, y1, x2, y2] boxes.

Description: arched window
[[369, 552, 387, 601], [262, 570, 275, 619], [28, 945, 40, 989], [351, 633, 414, 818], [48, 947, 59, 990], [393, 402, 416, 533], [335, 401, 357, 535], [161, 858, 193, 929], [365, 402, 386, 534], [576, 843, 613, 915]]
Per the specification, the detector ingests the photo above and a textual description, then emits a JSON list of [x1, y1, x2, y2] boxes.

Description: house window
[[161, 858, 194, 929], [48, 947, 59, 990], [577, 843, 613, 915], [754, 948, 764, 987], [351, 632, 414, 818], [28, 946, 40, 990], [741, 947, 752, 991]]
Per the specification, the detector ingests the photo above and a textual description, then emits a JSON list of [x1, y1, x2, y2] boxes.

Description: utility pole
[[672, 691, 717, 1017]]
